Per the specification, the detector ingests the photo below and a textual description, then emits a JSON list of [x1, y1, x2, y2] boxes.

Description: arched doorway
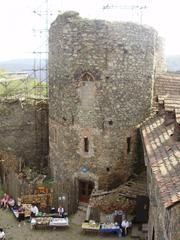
[[79, 179, 94, 203]]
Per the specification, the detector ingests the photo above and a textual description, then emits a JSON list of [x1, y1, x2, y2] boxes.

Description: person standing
[[57, 205, 65, 217], [17, 204, 25, 227], [7, 196, 15, 208], [121, 219, 130, 236], [0, 193, 10, 209], [30, 203, 39, 218], [0, 228, 5, 240]]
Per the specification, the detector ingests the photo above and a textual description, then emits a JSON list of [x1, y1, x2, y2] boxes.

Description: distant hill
[[0, 56, 180, 75], [166, 55, 180, 72], [0, 59, 47, 80]]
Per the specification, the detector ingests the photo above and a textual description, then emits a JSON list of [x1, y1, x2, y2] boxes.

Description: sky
[[0, 0, 180, 61]]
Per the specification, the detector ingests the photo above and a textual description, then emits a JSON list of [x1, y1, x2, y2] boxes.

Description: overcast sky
[[0, 0, 180, 61]]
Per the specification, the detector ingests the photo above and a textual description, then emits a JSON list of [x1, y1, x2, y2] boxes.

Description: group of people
[[114, 211, 131, 237], [0, 193, 40, 228], [50, 205, 65, 217], [0, 193, 15, 209], [0, 192, 66, 237], [18, 202, 39, 227]]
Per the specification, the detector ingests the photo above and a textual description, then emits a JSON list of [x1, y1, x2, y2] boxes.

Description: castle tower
[[49, 12, 162, 213]]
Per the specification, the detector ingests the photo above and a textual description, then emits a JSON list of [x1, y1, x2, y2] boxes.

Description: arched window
[[81, 72, 94, 82]]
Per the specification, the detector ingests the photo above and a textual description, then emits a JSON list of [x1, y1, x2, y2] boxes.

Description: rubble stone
[[48, 12, 164, 213]]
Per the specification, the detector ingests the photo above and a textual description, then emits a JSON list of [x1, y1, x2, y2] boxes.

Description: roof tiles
[[142, 115, 180, 208]]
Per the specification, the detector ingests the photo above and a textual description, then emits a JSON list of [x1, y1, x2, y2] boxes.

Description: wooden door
[[79, 180, 94, 203]]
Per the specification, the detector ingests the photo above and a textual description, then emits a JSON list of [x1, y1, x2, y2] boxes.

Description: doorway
[[79, 180, 94, 203]]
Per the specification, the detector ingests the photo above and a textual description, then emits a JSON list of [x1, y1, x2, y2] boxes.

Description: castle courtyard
[[0, 208, 131, 240]]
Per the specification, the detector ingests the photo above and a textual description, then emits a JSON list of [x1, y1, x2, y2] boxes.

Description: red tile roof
[[141, 73, 180, 208], [141, 116, 180, 208], [154, 74, 180, 97]]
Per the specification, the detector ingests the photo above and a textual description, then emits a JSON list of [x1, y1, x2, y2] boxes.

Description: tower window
[[84, 137, 89, 152], [108, 120, 113, 125], [127, 137, 131, 153]]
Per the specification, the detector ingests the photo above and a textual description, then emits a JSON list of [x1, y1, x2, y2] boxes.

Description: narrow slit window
[[127, 137, 131, 153], [108, 120, 113, 125], [84, 137, 89, 152]]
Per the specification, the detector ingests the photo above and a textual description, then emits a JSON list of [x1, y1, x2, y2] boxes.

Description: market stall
[[11, 204, 31, 219], [21, 192, 52, 210], [49, 217, 69, 227], [82, 221, 121, 237], [99, 223, 121, 236], [31, 216, 49, 228], [31, 216, 69, 229], [82, 221, 100, 232]]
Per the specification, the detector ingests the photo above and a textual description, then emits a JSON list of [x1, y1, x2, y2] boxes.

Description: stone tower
[[49, 12, 163, 213]]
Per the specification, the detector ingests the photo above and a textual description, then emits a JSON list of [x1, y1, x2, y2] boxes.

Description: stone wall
[[0, 99, 49, 169], [154, 37, 167, 74], [49, 12, 163, 213], [0, 150, 51, 204], [147, 159, 180, 240]]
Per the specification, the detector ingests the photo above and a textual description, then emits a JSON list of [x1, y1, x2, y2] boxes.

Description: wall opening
[[62, 117, 67, 121], [84, 137, 89, 152], [127, 137, 131, 153], [152, 228, 155, 240], [79, 180, 94, 203], [108, 120, 113, 125]]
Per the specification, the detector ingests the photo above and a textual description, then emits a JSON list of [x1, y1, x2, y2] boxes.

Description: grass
[[0, 77, 47, 98]]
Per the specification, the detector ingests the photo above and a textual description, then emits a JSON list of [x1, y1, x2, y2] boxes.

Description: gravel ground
[[0, 208, 132, 240]]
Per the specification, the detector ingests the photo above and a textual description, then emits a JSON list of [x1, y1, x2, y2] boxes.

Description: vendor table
[[49, 217, 69, 227], [31, 216, 69, 229], [82, 221, 121, 237], [99, 224, 121, 235], [11, 204, 31, 219], [82, 222, 100, 232]]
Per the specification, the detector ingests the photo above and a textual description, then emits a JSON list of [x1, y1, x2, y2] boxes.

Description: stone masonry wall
[[154, 37, 167, 74], [147, 162, 180, 240], [49, 12, 163, 213], [0, 99, 49, 169]]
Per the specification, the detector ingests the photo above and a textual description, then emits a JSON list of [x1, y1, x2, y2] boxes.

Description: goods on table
[[82, 220, 100, 231], [21, 193, 52, 209], [22, 204, 31, 217], [31, 217, 69, 228], [99, 223, 121, 235], [49, 217, 69, 226], [82, 220, 121, 235], [31, 217, 50, 226], [101, 223, 119, 229], [11, 204, 31, 219]]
